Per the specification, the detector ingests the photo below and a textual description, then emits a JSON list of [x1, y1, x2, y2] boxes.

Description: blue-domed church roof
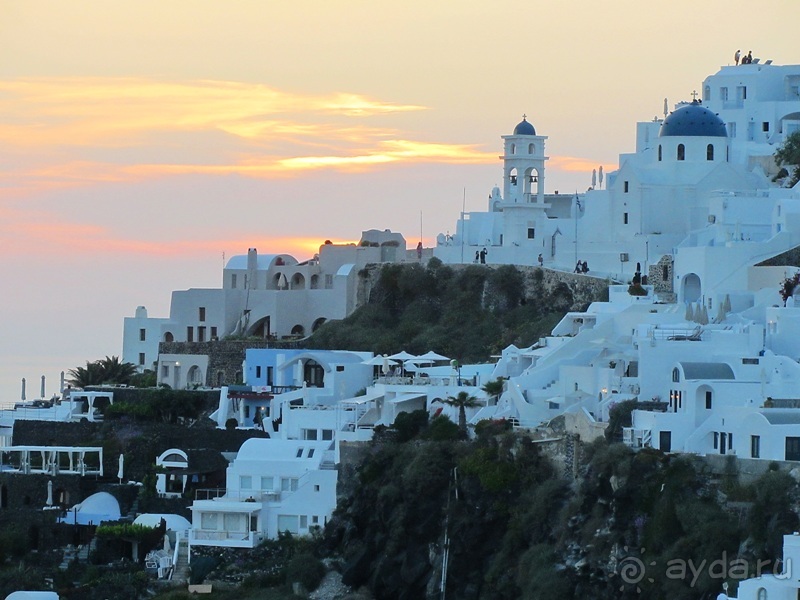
[[660, 101, 727, 137], [513, 116, 536, 136]]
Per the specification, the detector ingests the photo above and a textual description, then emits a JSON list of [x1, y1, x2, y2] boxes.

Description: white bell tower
[[501, 116, 548, 204]]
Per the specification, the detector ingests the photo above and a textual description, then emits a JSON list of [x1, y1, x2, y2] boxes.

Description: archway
[[310, 274, 319, 289], [303, 360, 324, 388], [249, 316, 271, 339], [291, 273, 305, 290], [291, 324, 305, 337], [682, 273, 701, 303], [187, 365, 204, 387], [163, 332, 174, 343]]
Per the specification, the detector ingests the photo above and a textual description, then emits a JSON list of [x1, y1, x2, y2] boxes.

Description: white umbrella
[[697, 303, 709, 325], [684, 303, 694, 322], [417, 351, 450, 362], [723, 294, 732, 314], [403, 361, 421, 372], [388, 351, 418, 361], [362, 356, 398, 367], [117, 454, 124, 483], [46, 480, 53, 506]]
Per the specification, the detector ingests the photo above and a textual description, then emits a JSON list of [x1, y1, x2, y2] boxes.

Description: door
[[659, 431, 672, 453]]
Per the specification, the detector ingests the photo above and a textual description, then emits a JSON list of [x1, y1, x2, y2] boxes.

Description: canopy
[[387, 351, 418, 361], [362, 356, 398, 366], [417, 351, 450, 361]]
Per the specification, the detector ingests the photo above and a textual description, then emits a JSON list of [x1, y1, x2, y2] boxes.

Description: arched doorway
[[291, 324, 305, 337], [291, 273, 305, 290], [163, 332, 174, 343], [249, 316, 271, 339], [682, 273, 701, 303], [311, 318, 326, 332], [187, 365, 204, 387], [303, 360, 324, 388]]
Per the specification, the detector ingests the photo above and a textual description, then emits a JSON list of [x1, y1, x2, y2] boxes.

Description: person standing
[[734, 49, 741, 65], [538, 253, 544, 266], [479, 248, 487, 264]]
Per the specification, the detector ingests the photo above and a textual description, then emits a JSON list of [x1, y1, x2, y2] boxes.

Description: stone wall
[[649, 254, 674, 296], [159, 339, 272, 386]]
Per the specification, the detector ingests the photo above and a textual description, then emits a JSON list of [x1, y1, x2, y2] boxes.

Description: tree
[[481, 377, 505, 404], [68, 355, 138, 387], [436, 391, 480, 433], [775, 130, 800, 187]]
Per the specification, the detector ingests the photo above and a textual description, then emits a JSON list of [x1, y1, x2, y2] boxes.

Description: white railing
[[194, 488, 279, 502]]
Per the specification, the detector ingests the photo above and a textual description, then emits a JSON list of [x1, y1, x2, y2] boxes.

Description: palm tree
[[437, 391, 480, 433], [68, 361, 105, 388], [481, 377, 505, 405], [97, 356, 137, 385]]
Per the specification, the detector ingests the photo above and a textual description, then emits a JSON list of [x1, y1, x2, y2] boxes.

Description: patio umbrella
[[46, 480, 53, 506], [417, 351, 450, 362], [388, 351, 418, 361], [21, 378, 26, 401], [362, 356, 397, 366], [723, 294, 732, 314], [117, 454, 124, 484], [684, 303, 694, 322]]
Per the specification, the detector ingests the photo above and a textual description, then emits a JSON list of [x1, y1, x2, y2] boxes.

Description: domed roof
[[659, 101, 727, 137], [513, 116, 536, 136]]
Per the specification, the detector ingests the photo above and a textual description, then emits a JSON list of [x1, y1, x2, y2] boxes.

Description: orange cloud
[[548, 155, 616, 173]]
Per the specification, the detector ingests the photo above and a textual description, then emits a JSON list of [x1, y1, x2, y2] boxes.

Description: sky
[[2, 0, 799, 404]]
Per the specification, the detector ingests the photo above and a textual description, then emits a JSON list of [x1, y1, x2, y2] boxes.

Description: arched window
[[163, 332, 174, 343], [672, 367, 680, 383], [677, 144, 685, 161], [528, 143, 535, 154], [706, 144, 714, 161], [510, 143, 516, 155], [757, 588, 767, 600], [658, 145, 662, 161]]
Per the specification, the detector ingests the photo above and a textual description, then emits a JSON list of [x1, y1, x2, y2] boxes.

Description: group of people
[[474, 247, 488, 264], [734, 49, 753, 65], [574, 260, 589, 274]]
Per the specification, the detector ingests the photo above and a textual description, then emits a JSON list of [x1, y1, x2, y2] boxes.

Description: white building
[[188, 438, 336, 550], [730, 533, 800, 599], [123, 230, 410, 381]]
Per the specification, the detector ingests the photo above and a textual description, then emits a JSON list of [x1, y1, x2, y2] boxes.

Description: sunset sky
[[2, 1, 799, 402]]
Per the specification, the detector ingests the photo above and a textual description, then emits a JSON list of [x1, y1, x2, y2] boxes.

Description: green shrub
[[285, 552, 325, 592]]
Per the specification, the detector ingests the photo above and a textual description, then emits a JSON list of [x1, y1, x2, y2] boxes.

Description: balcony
[[189, 529, 265, 549]]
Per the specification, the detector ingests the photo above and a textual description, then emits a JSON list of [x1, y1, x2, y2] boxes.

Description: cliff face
[[326, 430, 800, 600]]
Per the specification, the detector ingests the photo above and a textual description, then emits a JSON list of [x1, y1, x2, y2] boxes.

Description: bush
[[285, 552, 325, 592]]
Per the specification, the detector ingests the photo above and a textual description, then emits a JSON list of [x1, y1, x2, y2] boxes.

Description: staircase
[[171, 538, 190, 582]]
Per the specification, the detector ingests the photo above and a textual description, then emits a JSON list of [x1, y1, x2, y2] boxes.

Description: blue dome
[[513, 117, 536, 136], [659, 101, 727, 137]]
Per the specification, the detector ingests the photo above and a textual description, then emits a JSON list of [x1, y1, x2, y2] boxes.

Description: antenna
[[460, 188, 466, 264]]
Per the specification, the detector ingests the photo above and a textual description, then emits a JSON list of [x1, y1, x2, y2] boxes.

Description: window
[[312, 515, 319, 524], [199, 307, 206, 322], [256, 366, 262, 378], [303, 429, 318, 441], [527, 228, 535, 239], [307, 449, 315, 458], [336, 365, 344, 372], [231, 274, 237, 288], [314, 485, 320, 492], [162, 365, 169, 378], [727, 122, 736, 138], [277, 515, 299, 534], [244, 406, 250, 419], [261, 476, 274, 490], [510, 143, 515, 154], [719, 87, 728, 101], [623, 212, 629, 225], [751, 435, 761, 459], [266, 366, 274, 386], [187, 327, 194, 342], [139, 328, 146, 341], [705, 391, 712, 409], [528, 143, 534, 154], [703, 86, 710, 101], [787, 437, 800, 461], [623, 181, 629, 193], [706, 144, 714, 161], [322, 429, 334, 441], [677, 144, 685, 161], [662, 265, 669, 280], [672, 368, 680, 383], [201, 513, 218, 530], [325, 274, 333, 289], [224, 513, 246, 533], [763, 122, 770, 132], [658, 145, 662, 161], [296, 448, 303, 458], [240, 476, 252, 490], [757, 588, 766, 600], [210, 326, 217, 339], [728, 433, 733, 450], [198, 326, 206, 342], [281, 478, 299, 492], [300, 515, 308, 529], [714, 432, 719, 449], [139, 353, 145, 366]]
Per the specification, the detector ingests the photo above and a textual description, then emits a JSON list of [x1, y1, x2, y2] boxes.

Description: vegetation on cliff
[[307, 261, 585, 361]]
